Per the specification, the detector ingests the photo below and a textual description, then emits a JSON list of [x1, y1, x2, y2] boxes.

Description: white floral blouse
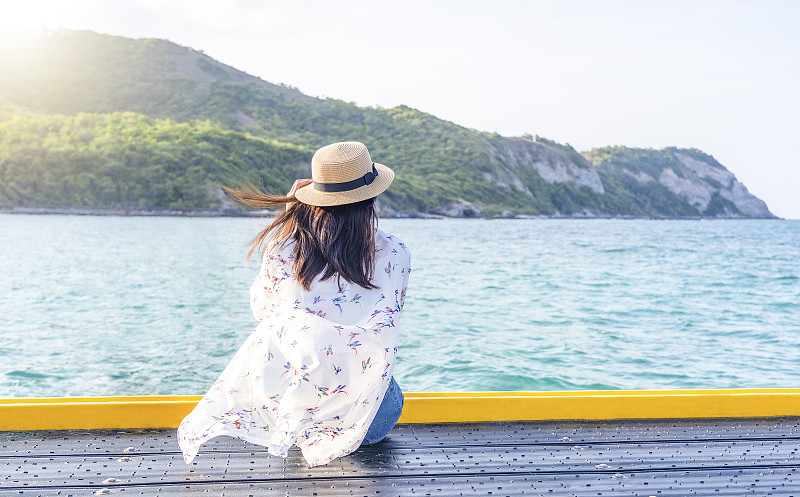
[[178, 229, 410, 467]]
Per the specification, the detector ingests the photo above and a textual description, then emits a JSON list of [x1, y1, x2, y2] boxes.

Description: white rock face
[[601, 150, 774, 218], [719, 179, 774, 218], [674, 153, 733, 187], [487, 138, 605, 194], [658, 167, 713, 212], [533, 158, 605, 194], [673, 153, 773, 218]]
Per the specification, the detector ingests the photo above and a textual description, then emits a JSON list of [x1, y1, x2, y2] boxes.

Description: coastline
[[0, 206, 781, 220], [0, 206, 271, 218], [0, 206, 448, 219]]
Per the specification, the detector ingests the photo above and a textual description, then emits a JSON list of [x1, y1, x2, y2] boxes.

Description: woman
[[178, 141, 410, 467]]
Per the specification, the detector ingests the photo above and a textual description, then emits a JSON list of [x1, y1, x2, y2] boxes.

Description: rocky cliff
[[586, 147, 774, 219], [484, 137, 605, 195]]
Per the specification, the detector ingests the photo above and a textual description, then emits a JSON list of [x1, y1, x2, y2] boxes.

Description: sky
[[2, 0, 798, 218]]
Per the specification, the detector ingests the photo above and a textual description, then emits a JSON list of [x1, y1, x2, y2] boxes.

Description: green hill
[[0, 112, 308, 210], [0, 30, 776, 218]]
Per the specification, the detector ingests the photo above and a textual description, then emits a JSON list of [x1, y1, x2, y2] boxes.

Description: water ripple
[[1, 215, 799, 396]]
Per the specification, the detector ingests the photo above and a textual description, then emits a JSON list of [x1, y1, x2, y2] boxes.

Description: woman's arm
[[250, 264, 274, 321], [399, 249, 411, 310]]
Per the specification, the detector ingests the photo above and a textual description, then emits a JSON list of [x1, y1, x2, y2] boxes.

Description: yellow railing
[[1, 389, 799, 431]]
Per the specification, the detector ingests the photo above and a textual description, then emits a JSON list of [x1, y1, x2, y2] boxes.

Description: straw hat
[[294, 142, 394, 207]]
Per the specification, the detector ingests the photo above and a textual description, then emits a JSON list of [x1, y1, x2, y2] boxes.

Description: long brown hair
[[224, 184, 378, 291]]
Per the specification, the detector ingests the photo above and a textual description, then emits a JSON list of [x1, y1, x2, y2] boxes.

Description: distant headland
[[0, 30, 776, 219]]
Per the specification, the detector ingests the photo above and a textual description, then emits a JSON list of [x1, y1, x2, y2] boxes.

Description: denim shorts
[[361, 377, 404, 445]]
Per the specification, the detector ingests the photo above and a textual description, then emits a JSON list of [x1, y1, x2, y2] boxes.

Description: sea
[[1, 214, 798, 398]]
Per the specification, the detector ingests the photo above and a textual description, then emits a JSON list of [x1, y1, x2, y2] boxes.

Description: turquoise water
[[1, 215, 798, 397]]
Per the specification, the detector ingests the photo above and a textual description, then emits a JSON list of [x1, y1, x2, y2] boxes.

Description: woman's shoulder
[[376, 230, 411, 264], [376, 229, 409, 251]]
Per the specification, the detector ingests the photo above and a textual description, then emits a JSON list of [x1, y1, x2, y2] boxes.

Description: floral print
[[177, 230, 410, 468]]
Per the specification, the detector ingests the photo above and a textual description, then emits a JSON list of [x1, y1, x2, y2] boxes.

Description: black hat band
[[312, 163, 378, 193]]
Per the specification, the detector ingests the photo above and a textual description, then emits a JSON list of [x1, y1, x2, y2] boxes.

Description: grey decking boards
[[2, 418, 799, 496]]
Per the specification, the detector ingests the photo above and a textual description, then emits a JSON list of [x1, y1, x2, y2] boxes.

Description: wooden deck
[[2, 417, 798, 496]]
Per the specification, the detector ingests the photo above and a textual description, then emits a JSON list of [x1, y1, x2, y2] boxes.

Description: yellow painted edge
[[1, 389, 798, 431], [0, 395, 200, 404]]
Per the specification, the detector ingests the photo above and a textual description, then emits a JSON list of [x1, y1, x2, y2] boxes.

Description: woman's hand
[[286, 179, 312, 210], [287, 179, 312, 198]]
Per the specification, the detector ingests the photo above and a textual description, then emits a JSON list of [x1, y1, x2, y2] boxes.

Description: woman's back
[[251, 230, 410, 327]]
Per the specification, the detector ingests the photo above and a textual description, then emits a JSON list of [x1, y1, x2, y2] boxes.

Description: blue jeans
[[361, 377, 404, 445]]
